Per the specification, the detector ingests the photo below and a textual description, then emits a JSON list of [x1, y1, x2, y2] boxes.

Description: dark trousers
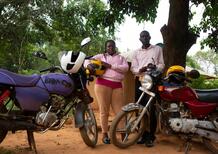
[[135, 77, 157, 141]]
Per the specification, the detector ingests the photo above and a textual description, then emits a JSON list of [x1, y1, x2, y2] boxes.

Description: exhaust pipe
[[0, 119, 37, 131], [196, 128, 218, 141]]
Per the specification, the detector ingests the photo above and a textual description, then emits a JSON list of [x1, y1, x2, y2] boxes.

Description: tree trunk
[[160, 0, 198, 71]]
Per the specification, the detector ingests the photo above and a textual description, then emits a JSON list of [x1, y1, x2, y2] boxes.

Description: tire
[[202, 138, 218, 154], [156, 111, 165, 134], [0, 105, 8, 144], [79, 107, 98, 147], [109, 109, 147, 148]]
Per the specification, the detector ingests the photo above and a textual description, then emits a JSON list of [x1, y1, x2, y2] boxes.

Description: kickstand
[[184, 138, 192, 154], [27, 130, 37, 154]]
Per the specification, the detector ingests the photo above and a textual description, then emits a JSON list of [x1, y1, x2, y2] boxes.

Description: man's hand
[[139, 66, 147, 73], [147, 63, 156, 69]]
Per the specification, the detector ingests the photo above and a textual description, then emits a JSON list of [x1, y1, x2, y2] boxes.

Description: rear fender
[[74, 102, 87, 128]]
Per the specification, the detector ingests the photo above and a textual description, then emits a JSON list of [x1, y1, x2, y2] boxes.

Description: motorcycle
[[109, 64, 218, 154], [0, 37, 98, 153]]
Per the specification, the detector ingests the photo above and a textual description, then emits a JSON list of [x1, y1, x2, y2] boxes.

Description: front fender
[[74, 102, 87, 128], [122, 103, 144, 112], [122, 103, 150, 129]]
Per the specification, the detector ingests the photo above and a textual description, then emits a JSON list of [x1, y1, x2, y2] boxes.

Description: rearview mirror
[[81, 37, 91, 47], [187, 69, 200, 79]]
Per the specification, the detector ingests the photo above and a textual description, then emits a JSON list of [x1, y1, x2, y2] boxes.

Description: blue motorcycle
[[0, 38, 98, 153]]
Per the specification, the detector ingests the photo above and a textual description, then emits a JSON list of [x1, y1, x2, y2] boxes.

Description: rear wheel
[[79, 107, 98, 147], [0, 105, 8, 143], [202, 138, 218, 154], [109, 109, 147, 148]]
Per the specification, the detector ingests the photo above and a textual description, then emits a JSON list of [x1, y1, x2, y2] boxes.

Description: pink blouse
[[84, 53, 129, 82]]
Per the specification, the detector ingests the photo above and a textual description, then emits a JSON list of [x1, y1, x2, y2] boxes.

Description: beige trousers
[[94, 84, 124, 133]]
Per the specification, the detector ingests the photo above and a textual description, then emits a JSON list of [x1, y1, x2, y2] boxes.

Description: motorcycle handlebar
[[40, 68, 50, 73], [40, 66, 62, 73], [85, 55, 93, 59]]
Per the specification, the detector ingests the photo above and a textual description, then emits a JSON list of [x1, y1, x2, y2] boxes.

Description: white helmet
[[60, 51, 86, 73]]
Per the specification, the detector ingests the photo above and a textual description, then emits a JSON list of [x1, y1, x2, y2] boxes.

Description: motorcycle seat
[[0, 69, 40, 87], [195, 89, 218, 103]]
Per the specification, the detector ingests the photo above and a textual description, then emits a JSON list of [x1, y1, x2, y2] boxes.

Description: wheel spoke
[[79, 108, 98, 147], [203, 138, 218, 154], [110, 110, 146, 148]]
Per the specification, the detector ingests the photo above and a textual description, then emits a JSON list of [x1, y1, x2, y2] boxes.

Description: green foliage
[[187, 51, 218, 89], [199, 1, 218, 52], [189, 76, 218, 89], [0, 0, 113, 73], [194, 51, 218, 75], [0, 0, 64, 72], [19, 69, 39, 75], [0, 147, 14, 154], [104, 0, 159, 32], [103, 0, 217, 53], [50, 0, 111, 56], [186, 56, 201, 70], [190, 0, 218, 52]]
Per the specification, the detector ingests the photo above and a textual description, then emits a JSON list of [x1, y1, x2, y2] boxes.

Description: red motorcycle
[[109, 64, 218, 154]]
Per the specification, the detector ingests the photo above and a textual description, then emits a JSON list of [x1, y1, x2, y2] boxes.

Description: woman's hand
[[87, 64, 96, 74], [102, 61, 111, 69]]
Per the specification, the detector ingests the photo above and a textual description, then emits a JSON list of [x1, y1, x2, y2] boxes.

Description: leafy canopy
[[105, 0, 218, 52], [0, 0, 112, 72]]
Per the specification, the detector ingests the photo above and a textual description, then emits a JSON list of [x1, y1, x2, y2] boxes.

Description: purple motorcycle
[[0, 38, 98, 153]]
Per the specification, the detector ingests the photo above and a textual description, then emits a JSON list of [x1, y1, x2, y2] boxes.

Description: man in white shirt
[[131, 30, 165, 147]]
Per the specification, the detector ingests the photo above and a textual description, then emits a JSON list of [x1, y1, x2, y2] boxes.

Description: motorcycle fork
[[131, 90, 155, 132]]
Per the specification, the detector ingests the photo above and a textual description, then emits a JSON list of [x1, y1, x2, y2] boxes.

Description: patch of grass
[[0, 147, 15, 154]]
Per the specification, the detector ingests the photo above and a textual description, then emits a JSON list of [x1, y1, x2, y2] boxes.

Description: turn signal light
[[158, 86, 165, 91]]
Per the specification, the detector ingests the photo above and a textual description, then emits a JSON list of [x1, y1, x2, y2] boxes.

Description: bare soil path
[[0, 123, 212, 154]]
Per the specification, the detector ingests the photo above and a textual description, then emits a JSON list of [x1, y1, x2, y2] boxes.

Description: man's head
[[139, 30, 151, 47]]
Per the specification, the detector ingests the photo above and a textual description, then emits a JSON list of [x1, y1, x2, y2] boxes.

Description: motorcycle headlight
[[139, 74, 153, 90]]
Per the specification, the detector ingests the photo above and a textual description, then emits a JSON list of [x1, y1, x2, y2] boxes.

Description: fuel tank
[[15, 73, 75, 111], [37, 73, 75, 96], [159, 86, 197, 102]]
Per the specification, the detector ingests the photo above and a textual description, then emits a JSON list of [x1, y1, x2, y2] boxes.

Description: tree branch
[[185, 31, 199, 52]]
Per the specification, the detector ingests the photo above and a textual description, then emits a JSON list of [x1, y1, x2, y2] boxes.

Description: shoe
[[144, 140, 154, 147], [102, 137, 110, 144], [137, 137, 146, 144]]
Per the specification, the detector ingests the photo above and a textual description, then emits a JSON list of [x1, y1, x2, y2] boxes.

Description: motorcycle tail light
[[158, 86, 165, 91], [0, 90, 10, 105]]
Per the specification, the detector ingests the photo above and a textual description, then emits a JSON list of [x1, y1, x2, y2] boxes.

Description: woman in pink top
[[85, 40, 129, 144]]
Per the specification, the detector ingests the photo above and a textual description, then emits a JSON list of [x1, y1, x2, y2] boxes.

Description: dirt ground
[[0, 125, 212, 154], [0, 118, 213, 154]]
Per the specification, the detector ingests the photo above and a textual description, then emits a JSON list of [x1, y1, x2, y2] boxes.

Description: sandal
[[102, 137, 110, 144]]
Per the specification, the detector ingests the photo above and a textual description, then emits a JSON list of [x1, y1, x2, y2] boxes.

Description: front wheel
[[0, 105, 8, 143], [109, 109, 147, 148], [202, 138, 218, 154], [79, 107, 98, 147]]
